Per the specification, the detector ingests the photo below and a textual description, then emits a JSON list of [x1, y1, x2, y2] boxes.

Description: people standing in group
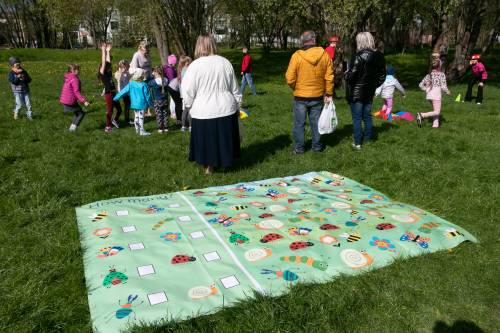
[[149, 66, 170, 133], [344, 31, 386, 150], [115, 60, 133, 126], [464, 54, 487, 105], [60, 64, 89, 132], [239, 47, 256, 96], [98, 43, 122, 132], [178, 55, 193, 131], [375, 66, 405, 119], [114, 69, 153, 136], [163, 54, 183, 124], [130, 41, 153, 117], [181, 35, 242, 175], [8, 57, 33, 120], [416, 58, 450, 128], [285, 30, 334, 154]]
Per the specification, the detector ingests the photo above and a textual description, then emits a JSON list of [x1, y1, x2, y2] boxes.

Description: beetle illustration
[[229, 231, 250, 245], [260, 233, 283, 243], [290, 241, 314, 251], [114, 295, 141, 319], [171, 254, 197, 264], [376, 223, 396, 230], [103, 267, 128, 288], [259, 213, 274, 218]]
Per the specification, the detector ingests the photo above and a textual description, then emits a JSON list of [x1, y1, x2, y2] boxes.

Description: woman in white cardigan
[[181, 35, 242, 174]]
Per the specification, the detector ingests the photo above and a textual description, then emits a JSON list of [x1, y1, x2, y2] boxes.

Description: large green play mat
[[75, 171, 476, 333]]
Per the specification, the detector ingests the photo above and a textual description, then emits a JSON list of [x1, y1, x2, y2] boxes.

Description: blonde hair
[[118, 59, 129, 69], [138, 41, 148, 50], [194, 35, 217, 59], [356, 32, 375, 51], [177, 55, 192, 82], [67, 64, 80, 73]]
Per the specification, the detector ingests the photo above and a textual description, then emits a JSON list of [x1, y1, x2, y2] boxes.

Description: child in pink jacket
[[416, 58, 450, 128], [464, 54, 487, 105], [60, 64, 90, 131]]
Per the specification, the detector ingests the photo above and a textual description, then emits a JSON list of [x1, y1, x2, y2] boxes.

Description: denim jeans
[[292, 99, 323, 152], [350, 102, 373, 145], [240, 73, 256, 95], [13, 92, 32, 117]]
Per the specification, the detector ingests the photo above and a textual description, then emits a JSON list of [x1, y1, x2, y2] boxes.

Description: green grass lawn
[[0, 47, 499, 333]]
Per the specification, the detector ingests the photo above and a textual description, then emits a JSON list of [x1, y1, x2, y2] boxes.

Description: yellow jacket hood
[[296, 47, 327, 66]]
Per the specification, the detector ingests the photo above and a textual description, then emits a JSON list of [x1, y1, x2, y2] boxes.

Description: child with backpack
[[149, 66, 170, 133], [375, 66, 406, 119], [417, 58, 450, 128], [8, 57, 33, 120], [464, 54, 488, 105], [60, 64, 90, 131]]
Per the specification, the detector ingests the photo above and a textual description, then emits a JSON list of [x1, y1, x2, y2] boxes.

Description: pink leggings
[[421, 100, 441, 127], [381, 98, 393, 115]]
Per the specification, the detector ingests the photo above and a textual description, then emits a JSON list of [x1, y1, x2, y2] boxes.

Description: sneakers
[[351, 143, 361, 150], [139, 131, 151, 136], [13, 112, 18, 120], [477, 102, 482, 105], [69, 124, 77, 132], [158, 129, 168, 134], [128, 120, 135, 126], [181, 126, 187, 132], [292, 149, 304, 155], [111, 119, 120, 128], [104, 126, 113, 133], [416, 113, 422, 127]]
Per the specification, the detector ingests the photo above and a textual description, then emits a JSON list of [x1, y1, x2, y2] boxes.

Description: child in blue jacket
[[8, 57, 33, 120], [149, 66, 169, 133], [114, 68, 153, 136]]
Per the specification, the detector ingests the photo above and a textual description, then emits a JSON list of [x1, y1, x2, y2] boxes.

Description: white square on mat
[[169, 203, 181, 208], [178, 215, 191, 222], [190, 231, 204, 239], [137, 265, 155, 276], [116, 210, 129, 216], [220, 275, 239, 289], [148, 292, 168, 305], [203, 251, 221, 262], [129, 242, 145, 251], [122, 225, 137, 233]]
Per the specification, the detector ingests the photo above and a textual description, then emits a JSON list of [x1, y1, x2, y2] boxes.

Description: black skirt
[[189, 112, 241, 168]]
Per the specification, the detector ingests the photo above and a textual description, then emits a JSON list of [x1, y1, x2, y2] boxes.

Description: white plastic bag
[[318, 101, 338, 135]]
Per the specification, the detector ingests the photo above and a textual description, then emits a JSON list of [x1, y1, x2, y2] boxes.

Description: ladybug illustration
[[204, 211, 218, 216], [171, 254, 197, 264], [290, 241, 314, 251], [319, 224, 340, 230], [260, 233, 283, 243], [102, 267, 128, 288], [229, 231, 249, 245], [259, 213, 274, 218], [376, 223, 396, 230], [361, 199, 375, 204], [287, 198, 300, 204]]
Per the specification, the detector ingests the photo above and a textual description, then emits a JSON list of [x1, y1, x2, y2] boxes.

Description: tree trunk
[[153, 15, 169, 65]]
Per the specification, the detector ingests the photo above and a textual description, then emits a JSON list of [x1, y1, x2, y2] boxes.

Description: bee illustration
[[102, 267, 128, 288], [144, 205, 165, 214], [279, 255, 328, 271], [261, 268, 299, 282], [376, 223, 396, 230], [114, 295, 142, 319], [260, 233, 283, 243], [231, 205, 248, 211], [266, 189, 287, 201], [289, 241, 314, 251], [229, 231, 250, 245], [288, 227, 312, 236], [171, 254, 197, 264], [311, 177, 323, 185], [97, 246, 124, 258], [445, 228, 463, 238], [90, 211, 108, 222], [320, 223, 340, 230], [418, 222, 441, 234], [340, 232, 362, 243], [400, 232, 430, 249]]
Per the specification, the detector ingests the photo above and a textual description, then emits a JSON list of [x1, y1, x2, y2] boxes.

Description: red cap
[[329, 36, 340, 43], [471, 54, 481, 60]]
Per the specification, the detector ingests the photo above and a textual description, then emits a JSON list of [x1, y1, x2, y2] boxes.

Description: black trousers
[[464, 76, 484, 103], [167, 86, 183, 121]]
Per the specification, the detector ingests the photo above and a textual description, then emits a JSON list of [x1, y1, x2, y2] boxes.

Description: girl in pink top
[[60, 64, 90, 132], [464, 54, 487, 105], [416, 58, 450, 128]]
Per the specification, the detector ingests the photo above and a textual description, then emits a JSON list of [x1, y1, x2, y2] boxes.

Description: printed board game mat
[[75, 171, 476, 333]]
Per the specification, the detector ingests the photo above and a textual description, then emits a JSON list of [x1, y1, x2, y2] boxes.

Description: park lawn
[[0, 47, 499, 333]]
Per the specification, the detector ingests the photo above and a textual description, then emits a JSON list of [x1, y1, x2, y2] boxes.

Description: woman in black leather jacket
[[344, 32, 386, 149]]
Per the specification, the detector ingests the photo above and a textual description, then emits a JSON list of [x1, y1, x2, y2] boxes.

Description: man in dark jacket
[[8, 56, 33, 120], [344, 32, 385, 149]]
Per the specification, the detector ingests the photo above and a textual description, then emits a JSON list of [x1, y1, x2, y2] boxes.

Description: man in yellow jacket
[[286, 30, 334, 154]]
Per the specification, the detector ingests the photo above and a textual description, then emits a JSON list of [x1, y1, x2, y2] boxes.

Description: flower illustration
[[160, 232, 182, 242], [369, 236, 396, 252]]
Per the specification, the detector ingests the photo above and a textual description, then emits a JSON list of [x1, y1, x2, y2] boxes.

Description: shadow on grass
[[321, 122, 396, 148], [235, 134, 291, 170], [433, 320, 484, 333]]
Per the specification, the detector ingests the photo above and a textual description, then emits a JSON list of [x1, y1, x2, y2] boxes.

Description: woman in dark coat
[[344, 32, 386, 150]]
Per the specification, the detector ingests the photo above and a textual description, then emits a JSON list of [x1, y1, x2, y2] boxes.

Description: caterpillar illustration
[[279, 255, 328, 271]]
